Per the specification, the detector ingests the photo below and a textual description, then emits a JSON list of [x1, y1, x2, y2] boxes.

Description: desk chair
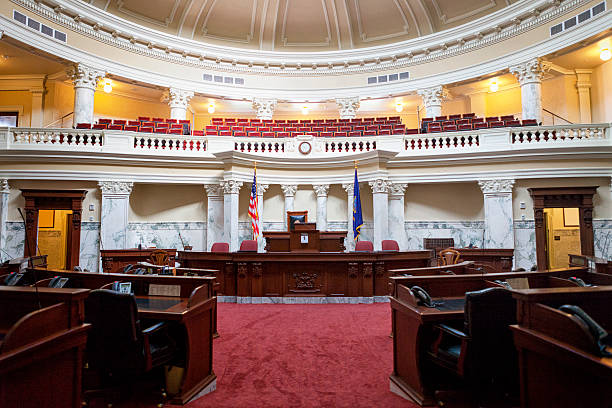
[[381, 240, 399, 251], [355, 240, 374, 252], [150, 250, 170, 266], [211, 242, 230, 253], [438, 248, 460, 266], [239, 240, 258, 252], [429, 288, 518, 403], [83, 289, 176, 406]]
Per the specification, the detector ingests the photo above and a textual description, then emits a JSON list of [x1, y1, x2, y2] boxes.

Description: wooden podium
[[289, 223, 320, 253]]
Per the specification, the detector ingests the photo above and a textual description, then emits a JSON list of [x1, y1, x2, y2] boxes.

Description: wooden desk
[[511, 287, 612, 408], [263, 230, 347, 252], [178, 251, 432, 298], [454, 248, 514, 272], [0, 287, 90, 408], [101, 249, 177, 273], [569, 253, 612, 275]]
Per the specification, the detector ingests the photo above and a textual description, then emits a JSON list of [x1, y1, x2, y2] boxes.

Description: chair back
[[149, 249, 169, 266], [239, 240, 258, 252], [355, 240, 373, 252], [381, 240, 399, 251], [84, 289, 144, 376], [438, 248, 460, 265], [211, 242, 230, 253]]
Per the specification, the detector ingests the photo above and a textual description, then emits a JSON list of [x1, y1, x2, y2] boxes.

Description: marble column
[[342, 183, 355, 251], [205, 184, 224, 251], [163, 88, 194, 120], [257, 183, 269, 252], [575, 69, 592, 124], [313, 184, 329, 231], [222, 180, 243, 252], [478, 179, 515, 249], [281, 184, 298, 229], [0, 179, 9, 262], [417, 85, 449, 118], [369, 179, 391, 251], [388, 183, 408, 251], [252, 98, 277, 120], [30, 87, 45, 128], [98, 181, 133, 250], [67, 63, 105, 126], [335, 97, 360, 119], [509, 58, 550, 123]]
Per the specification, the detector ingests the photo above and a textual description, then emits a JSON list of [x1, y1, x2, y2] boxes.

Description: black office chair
[[83, 289, 176, 406], [428, 287, 518, 403]]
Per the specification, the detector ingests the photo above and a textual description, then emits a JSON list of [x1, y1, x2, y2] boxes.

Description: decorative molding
[[252, 98, 277, 119], [116, 0, 181, 28], [313, 184, 329, 197], [98, 180, 133, 195], [369, 178, 391, 194], [336, 97, 360, 119], [66, 62, 105, 90], [478, 178, 515, 194], [388, 182, 407, 197], [432, 0, 497, 25], [509, 57, 551, 85], [417, 85, 450, 107], [0, 178, 9, 193], [162, 87, 194, 109], [204, 183, 223, 197], [257, 183, 269, 196], [342, 182, 354, 195], [222, 179, 243, 194], [281, 184, 298, 197]]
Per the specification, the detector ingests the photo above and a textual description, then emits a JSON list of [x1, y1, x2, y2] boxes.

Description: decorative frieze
[[67, 63, 105, 90], [98, 181, 134, 195], [252, 98, 277, 120], [0, 178, 9, 194], [478, 179, 515, 194], [336, 97, 360, 119]]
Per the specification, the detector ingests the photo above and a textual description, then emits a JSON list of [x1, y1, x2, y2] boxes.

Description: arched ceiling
[[87, 0, 517, 52]]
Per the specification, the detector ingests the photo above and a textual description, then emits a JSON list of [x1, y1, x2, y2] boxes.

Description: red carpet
[[184, 303, 417, 408]]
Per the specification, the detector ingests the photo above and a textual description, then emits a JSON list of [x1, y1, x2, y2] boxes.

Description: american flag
[[248, 168, 259, 238]]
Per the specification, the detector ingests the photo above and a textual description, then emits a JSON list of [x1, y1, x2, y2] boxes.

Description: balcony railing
[[0, 124, 609, 163]]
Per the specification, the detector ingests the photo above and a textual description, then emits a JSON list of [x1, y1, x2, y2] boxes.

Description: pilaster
[[369, 179, 391, 251], [30, 87, 45, 128], [342, 183, 355, 251], [478, 179, 515, 249], [204, 184, 224, 251], [509, 58, 550, 123], [67, 63, 105, 126], [222, 180, 243, 252], [335, 97, 360, 119], [252, 98, 277, 120], [313, 184, 329, 231], [575, 69, 592, 124], [388, 183, 408, 251], [98, 181, 133, 250], [281, 184, 298, 229]]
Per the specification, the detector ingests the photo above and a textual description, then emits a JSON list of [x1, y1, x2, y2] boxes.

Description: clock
[[298, 141, 312, 155]]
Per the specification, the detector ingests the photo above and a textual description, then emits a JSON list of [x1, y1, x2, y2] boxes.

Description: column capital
[[342, 183, 354, 195], [252, 98, 277, 120], [281, 184, 298, 197], [388, 182, 407, 198], [162, 88, 194, 109], [335, 97, 360, 119], [257, 184, 269, 195], [369, 179, 391, 194], [478, 179, 515, 194], [222, 180, 243, 194], [67, 63, 105, 90], [0, 178, 9, 194], [313, 184, 330, 197], [417, 85, 449, 107], [575, 69, 592, 90], [98, 181, 133, 195], [204, 184, 223, 197], [509, 58, 551, 85]]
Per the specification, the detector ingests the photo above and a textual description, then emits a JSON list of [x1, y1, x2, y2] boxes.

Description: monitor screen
[[289, 215, 306, 230]]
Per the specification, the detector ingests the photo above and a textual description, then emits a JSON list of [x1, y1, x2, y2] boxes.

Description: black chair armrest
[[437, 323, 469, 339], [142, 321, 167, 335]]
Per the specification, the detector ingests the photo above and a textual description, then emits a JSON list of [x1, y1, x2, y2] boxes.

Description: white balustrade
[[510, 124, 608, 145], [133, 133, 206, 151], [9, 128, 104, 147]]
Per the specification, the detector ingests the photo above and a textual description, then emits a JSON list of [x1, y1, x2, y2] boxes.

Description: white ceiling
[[87, 0, 518, 51]]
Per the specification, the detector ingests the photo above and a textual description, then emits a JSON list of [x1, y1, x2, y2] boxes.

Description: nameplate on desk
[[300, 234, 308, 244], [149, 284, 181, 297]]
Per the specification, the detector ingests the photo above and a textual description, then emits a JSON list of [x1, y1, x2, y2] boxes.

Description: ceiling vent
[[368, 71, 409, 85], [550, 1, 606, 37], [13, 10, 67, 43], [203, 73, 244, 86]]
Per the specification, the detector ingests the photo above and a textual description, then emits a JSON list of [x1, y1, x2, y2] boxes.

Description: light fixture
[[600, 48, 611, 61], [301, 105, 310, 115], [489, 81, 499, 93], [207, 103, 215, 114], [102, 78, 112, 93], [395, 102, 404, 113]]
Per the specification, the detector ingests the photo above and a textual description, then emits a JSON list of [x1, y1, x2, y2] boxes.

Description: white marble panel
[[594, 219, 612, 260], [0, 192, 9, 262], [100, 196, 129, 250], [404, 221, 485, 250], [372, 193, 389, 251], [207, 197, 224, 251], [3, 222, 25, 260], [388, 198, 408, 251], [224, 193, 240, 251], [73, 87, 95, 125], [80, 222, 100, 272], [513, 220, 536, 270], [316, 195, 327, 231], [127, 222, 206, 252], [483, 194, 514, 249]]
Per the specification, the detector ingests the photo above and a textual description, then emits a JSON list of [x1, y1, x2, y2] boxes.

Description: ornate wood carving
[[363, 262, 373, 279], [237, 263, 248, 279], [348, 263, 358, 279]]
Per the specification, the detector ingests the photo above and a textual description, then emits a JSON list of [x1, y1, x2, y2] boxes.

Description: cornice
[[9, 0, 599, 76]]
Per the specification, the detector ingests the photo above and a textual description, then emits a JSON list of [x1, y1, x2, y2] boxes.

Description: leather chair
[[381, 240, 399, 251], [83, 289, 175, 405], [211, 242, 230, 253], [429, 288, 518, 400], [239, 240, 258, 252], [438, 247, 460, 266], [354, 240, 374, 252]]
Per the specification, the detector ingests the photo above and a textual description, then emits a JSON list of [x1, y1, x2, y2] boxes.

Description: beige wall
[[43, 81, 74, 128], [0, 90, 32, 127], [129, 184, 206, 222], [484, 87, 522, 118], [591, 59, 612, 123], [404, 182, 484, 221], [541, 75, 580, 124], [94, 91, 170, 122]]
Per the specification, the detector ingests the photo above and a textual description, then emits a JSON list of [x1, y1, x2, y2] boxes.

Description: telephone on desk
[[4, 272, 26, 286], [559, 304, 612, 357], [568, 276, 592, 287], [410, 285, 436, 308], [48, 276, 70, 288]]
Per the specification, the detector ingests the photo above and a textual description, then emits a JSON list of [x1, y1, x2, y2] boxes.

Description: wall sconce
[[102, 78, 112, 93], [301, 106, 310, 115], [600, 48, 611, 61], [489, 81, 499, 92], [207, 103, 215, 114], [395, 102, 404, 113]]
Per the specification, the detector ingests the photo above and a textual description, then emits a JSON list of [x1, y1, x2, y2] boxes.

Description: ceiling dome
[[89, 0, 518, 52]]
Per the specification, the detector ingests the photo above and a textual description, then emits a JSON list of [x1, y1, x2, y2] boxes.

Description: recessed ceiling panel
[[115, 0, 182, 27], [349, 0, 416, 45], [199, 0, 258, 44], [278, 0, 332, 48]]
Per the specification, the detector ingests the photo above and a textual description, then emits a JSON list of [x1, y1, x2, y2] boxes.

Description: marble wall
[[127, 222, 206, 252], [80, 222, 100, 272], [594, 219, 612, 260], [404, 221, 485, 250], [3, 222, 25, 260], [513, 220, 537, 270]]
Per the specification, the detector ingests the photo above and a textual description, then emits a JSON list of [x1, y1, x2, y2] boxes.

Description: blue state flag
[[353, 168, 363, 241]]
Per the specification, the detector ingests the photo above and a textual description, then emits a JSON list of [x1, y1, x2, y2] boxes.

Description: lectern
[[289, 223, 320, 253]]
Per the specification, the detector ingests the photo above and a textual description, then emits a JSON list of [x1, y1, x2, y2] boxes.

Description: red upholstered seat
[[334, 132, 347, 137], [456, 119, 471, 125], [471, 117, 484, 123], [500, 115, 515, 121], [219, 130, 232, 136], [353, 126, 365, 132], [92, 124, 107, 129], [522, 119, 538, 126], [381, 240, 399, 251], [205, 130, 219, 136], [211, 242, 230, 253], [239, 240, 258, 252], [113, 120, 126, 125], [128, 121, 141, 126], [234, 131, 247, 137], [165, 119, 177, 124], [448, 114, 462, 120], [262, 132, 274, 138], [320, 132, 333, 137], [179, 120, 190, 125], [442, 124, 457, 132], [405, 128, 419, 135], [138, 116, 150, 122], [98, 118, 112, 124], [462, 113, 476, 118], [152, 117, 164, 122], [168, 129, 182, 134], [192, 130, 204, 136], [154, 128, 168, 134], [355, 240, 374, 252], [247, 132, 261, 137], [211, 118, 223, 124], [339, 126, 351, 132], [348, 131, 361, 137], [473, 122, 489, 129], [237, 118, 249, 123], [124, 125, 139, 132], [76, 123, 92, 129], [489, 121, 505, 128], [363, 130, 377, 136], [435, 116, 447, 121], [485, 116, 499, 122], [140, 126, 154, 133], [155, 123, 169, 129], [277, 132, 289, 138], [378, 129, 391, 135], [458, 124, 473, 131], [505, 120, 521, 126]]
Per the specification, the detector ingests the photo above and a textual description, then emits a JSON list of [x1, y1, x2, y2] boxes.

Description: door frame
[[528, 187, 597, 270], [20, 189, 87, 269]]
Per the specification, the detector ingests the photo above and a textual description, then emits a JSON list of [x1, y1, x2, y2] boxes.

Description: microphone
[[17, 208, 41, 309]]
